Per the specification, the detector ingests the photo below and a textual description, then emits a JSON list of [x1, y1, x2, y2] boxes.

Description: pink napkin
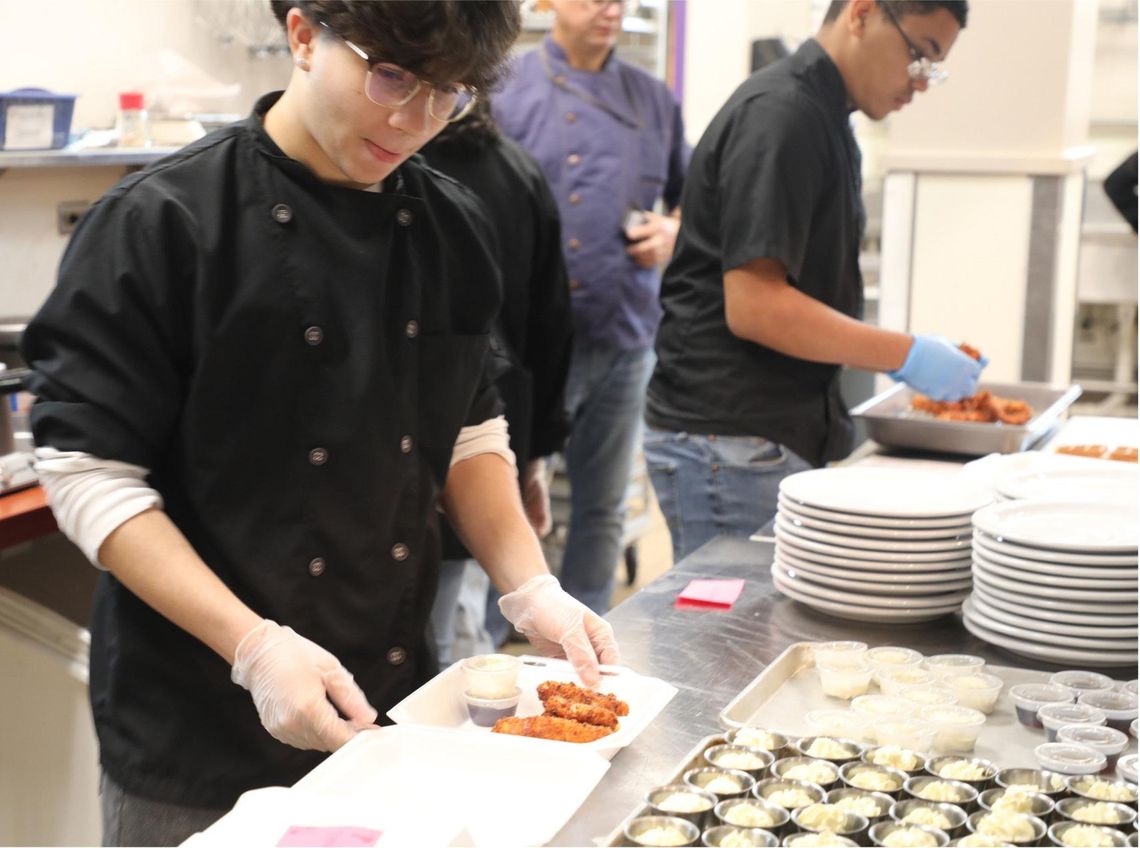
[[276, 826, 383, 847], [675, 578, 745, 610]]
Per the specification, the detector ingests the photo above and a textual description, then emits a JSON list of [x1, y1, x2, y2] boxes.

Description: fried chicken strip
[[536, 680, 630, 716], [542, 694, 619, 728], [491, 715, 614, 743]]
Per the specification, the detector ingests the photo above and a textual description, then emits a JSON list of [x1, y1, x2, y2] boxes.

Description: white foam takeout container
[[388, 654, 678, 760]]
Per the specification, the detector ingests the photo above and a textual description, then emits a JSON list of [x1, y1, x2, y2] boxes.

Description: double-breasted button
[[405, 320, 419, 338], [569, 279, 582, 291], [303, 326, 324, 346], [569, 192, 581, 205], [565, 112, 577, 124], [396, 208, 414, 227], [271, 203, 293, 224], [400, 435, 413, 454], [386, 647, 407, 666], [308, 557, 326, 577], [567, 153, 581, 167], [554, 74, 567, 86], [568, 238, 581, 251], [391, 543, 409, 561], [308, 447, 328, 466]]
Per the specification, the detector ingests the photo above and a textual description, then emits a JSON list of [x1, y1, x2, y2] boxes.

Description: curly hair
[[269, 1, 521, 91]]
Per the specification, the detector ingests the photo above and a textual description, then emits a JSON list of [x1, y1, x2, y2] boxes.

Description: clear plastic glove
[[887, 334, 987, 401], [498, 575, 621, 685], [231, 619, 378, 752]]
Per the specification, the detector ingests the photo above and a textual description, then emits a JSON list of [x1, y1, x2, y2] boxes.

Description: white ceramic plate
[[772, 564, 971, 609], [772, 568, 963, 623], [996, 465, 1139, 504], [776, 516, 970, 554], [971, 538, 1139, 579], [971, 559, 1137, 602], [779, 467, 992, 519], [776, 495, 972, 530], [968, 592, 1138, 639], [776, 548, 972, 584], [963, 598, 1138, 651], [777, 503, 971, 541], [774, 528, 974, 565], [971, 570, 1138, 612], [774, 557, 973, 596], [972, 500, 1139, 553], [972, 530, 1138, 566], [962, 607, 1139, 667], [972, 583, 1139, 626], [972, 550, 1138, 590]]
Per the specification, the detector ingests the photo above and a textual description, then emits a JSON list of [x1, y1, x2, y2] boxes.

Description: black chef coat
[[647, 40, 864, 467], [21, 92, 504, 808], [420, 131, 572, 565]]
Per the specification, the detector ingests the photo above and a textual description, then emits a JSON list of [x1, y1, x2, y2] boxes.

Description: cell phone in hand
[[621, 203, 649, 244]]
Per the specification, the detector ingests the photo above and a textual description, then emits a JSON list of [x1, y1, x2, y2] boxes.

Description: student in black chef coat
[[20, 3, 617, 845], [646, 0, 982, 561]]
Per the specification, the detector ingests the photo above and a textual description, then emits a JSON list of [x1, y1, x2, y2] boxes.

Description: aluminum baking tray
[[717, 642, 1103, 769], [850, 381, 1083, 456]]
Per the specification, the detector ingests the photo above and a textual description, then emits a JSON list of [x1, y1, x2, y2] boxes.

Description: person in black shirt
[[21, 3, 616, 845], [646, 0, 980, 561], [420, 100, 574, 665], [1104, 151, 1138, 233]]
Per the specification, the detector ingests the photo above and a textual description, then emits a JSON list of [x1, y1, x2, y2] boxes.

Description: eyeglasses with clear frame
[[879, 2, 949, 85], [317, 21, 478, 123]]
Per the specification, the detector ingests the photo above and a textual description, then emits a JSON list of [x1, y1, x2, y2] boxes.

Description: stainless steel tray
[[850, 381, 1083, 456], [602, 733, 728, 847], [716, 642, 1125, 769]]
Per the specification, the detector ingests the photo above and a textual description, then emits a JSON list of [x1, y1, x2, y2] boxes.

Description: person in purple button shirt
[[493, 0, 690, 614]]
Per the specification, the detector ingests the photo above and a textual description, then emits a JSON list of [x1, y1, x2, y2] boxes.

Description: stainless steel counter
[[550, 535, 1136, 847]]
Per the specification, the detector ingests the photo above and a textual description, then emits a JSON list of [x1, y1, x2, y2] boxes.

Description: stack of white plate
[[965, 500, 1139, 667], [772, 467, 993, 624]]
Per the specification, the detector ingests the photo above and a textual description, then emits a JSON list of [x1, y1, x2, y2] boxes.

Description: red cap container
[[119, 92, 145, 110]]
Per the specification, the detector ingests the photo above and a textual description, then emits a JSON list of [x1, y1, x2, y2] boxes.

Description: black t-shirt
[[647, 39, 865, 467]]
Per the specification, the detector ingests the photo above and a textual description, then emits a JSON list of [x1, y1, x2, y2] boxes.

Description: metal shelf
[[0, 147, 179, 170]]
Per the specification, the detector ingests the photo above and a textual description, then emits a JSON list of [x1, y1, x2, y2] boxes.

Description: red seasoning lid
[[119, 92, 145, 110]]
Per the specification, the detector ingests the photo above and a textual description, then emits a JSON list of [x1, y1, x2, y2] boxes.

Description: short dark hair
[[269, 1, 521, 91], [429, 98, 500, 152], [824, 1, 968, 28]]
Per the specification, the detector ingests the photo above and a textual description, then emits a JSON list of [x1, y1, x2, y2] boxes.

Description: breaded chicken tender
[[536, 680, 630, 716], [491, 715, 615, 743], [541, 694, 619, 728]]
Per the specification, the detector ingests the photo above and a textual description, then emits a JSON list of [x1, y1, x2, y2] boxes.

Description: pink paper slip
[[276, 825, 383, 847], [675, 578, 745, 609]]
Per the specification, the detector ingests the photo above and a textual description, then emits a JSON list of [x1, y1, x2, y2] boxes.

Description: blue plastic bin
[[0, 88, 77, 150]]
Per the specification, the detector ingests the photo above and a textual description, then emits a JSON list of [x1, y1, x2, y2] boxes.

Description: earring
[[294, 56, 309, 69]]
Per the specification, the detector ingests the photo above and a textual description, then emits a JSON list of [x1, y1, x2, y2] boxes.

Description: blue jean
[[643, 430, 813, 562], [430, 558, 495, 670], [560, 343, 655, 614]]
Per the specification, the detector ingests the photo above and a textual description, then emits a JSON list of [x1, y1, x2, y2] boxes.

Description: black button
[[400, 435, 413, 454], [391, 543, 409, 561], [396, 208, 414, 227], [304, 326, 324, 346], [387, 647, 407, 666], [271, 203, 293, 224], [309, 447, 328, 466], [308, 557, 326, 577], [405, 320, 419, 339]]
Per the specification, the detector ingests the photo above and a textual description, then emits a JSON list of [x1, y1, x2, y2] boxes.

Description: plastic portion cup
[[920, 705, 987, 754], [900, 685, 960, 709], [867, 646, 924, 670], [1034, 743, 1108, 776], [852, 695, 918, 721], [943, 673, 1004, 715], [872, 718, 937, 752], [818, 656, 875, 700], [460, 653, 522, 698], [805, 709, 866, 743], [1049, 670, 1115, 695], [1038, 703, 1108, 742], [925, 655, 986, 679], [814, 641, 869, 667], [462, 686, 521, 726], [1056, 725, 1129, 773], [1077, 690, 1139, 733], [1010, 683, 1076, 729], [876, 666, 937, 697]]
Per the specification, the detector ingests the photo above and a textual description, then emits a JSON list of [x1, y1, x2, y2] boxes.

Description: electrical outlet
[[57, 200, 91, 236]]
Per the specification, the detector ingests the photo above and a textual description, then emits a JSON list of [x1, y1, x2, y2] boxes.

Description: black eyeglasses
[[318, 21, 478, 123], [879, 3, 949, 85]]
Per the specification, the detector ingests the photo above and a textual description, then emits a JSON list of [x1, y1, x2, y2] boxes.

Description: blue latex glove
[[887, 335, 987, 401]]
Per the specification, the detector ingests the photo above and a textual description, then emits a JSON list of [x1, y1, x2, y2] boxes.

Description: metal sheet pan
[[717, 642, 1103, 769], [850, 381, 1083, 456]]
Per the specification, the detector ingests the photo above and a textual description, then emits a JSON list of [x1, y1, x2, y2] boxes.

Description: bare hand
[[625, 211, 680, 269]]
